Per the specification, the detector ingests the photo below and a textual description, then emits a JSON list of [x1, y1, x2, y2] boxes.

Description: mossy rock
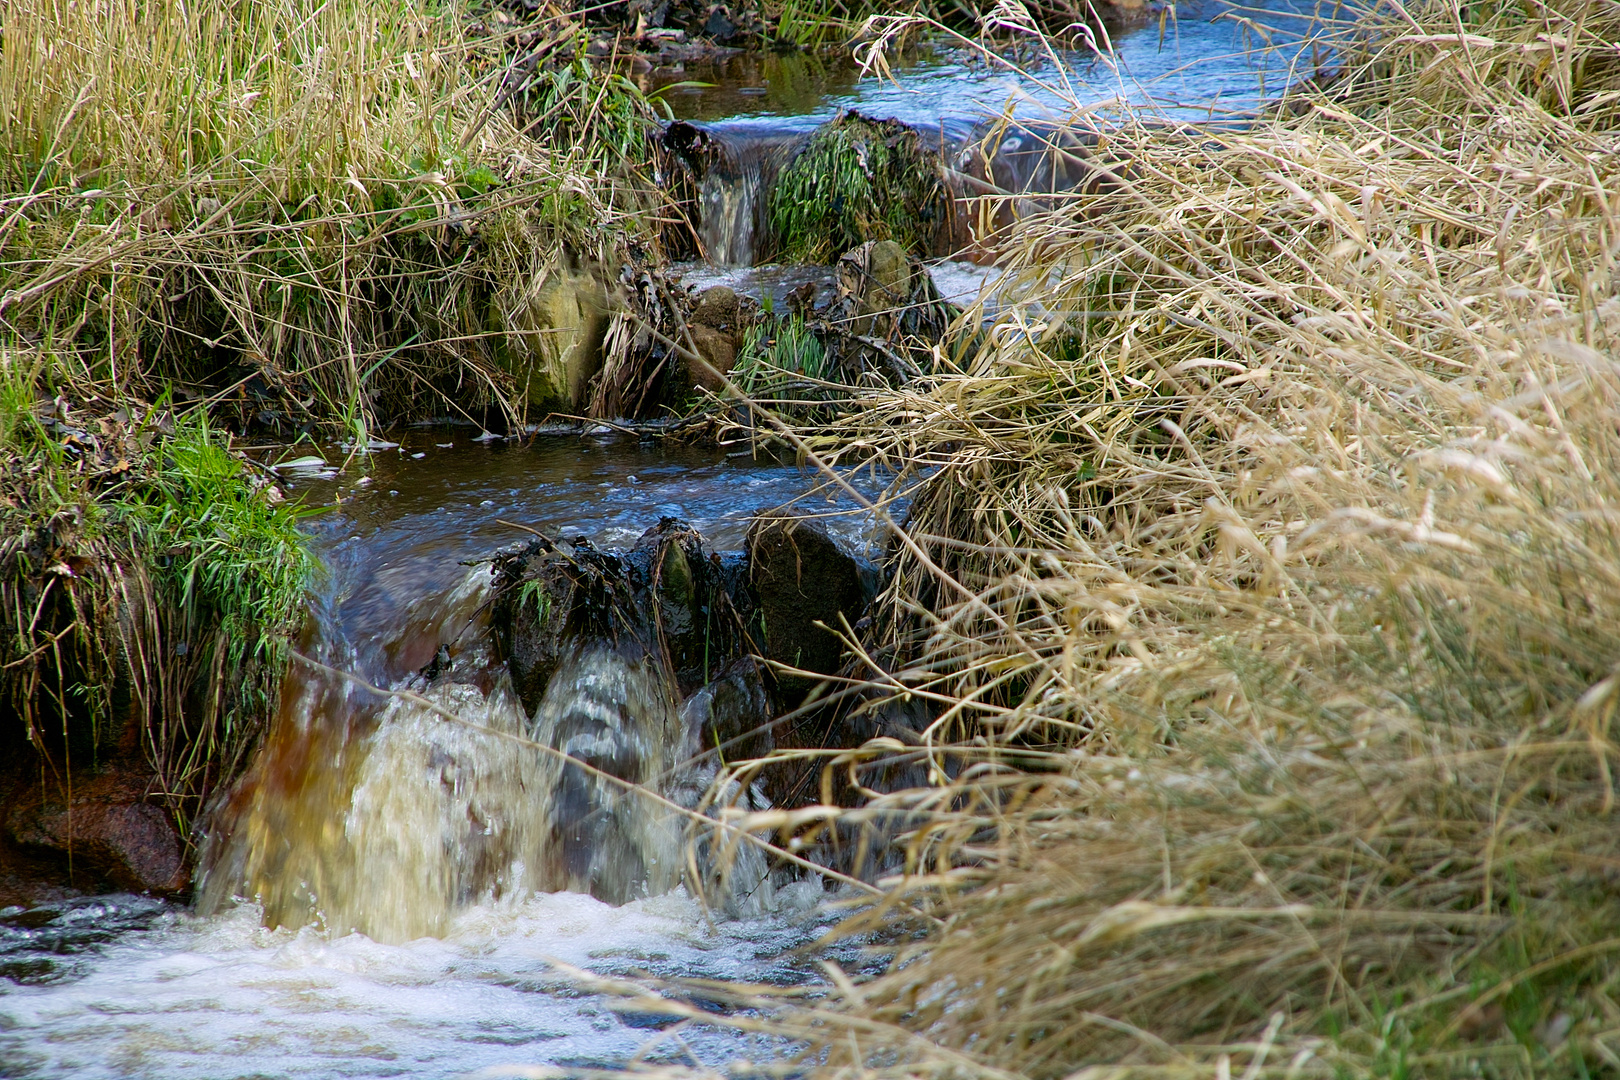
[[767, 111, 948, 264], [746, 511, 872, 704], [500, 266, 612, 415]]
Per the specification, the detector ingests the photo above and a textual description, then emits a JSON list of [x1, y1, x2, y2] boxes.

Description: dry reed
[[670, 0, 1620, 1074], [0, 0, 665, 435]]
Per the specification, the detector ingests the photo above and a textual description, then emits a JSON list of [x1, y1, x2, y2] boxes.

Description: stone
[[688, 324, 737, 391], [836, 239, 917, 338], [492, 553, 576, 718], [691, 284, 740, 329], [746, 511, 870, 703], [687, 286, 742, 391], [702, 5, 737, 42], [503, 267, 611, 415], [678, 656, 773, 762], [6, 799, 185, 894]]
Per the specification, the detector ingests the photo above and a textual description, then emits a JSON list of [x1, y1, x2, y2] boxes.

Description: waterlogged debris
[[474, 430, 501, 442]]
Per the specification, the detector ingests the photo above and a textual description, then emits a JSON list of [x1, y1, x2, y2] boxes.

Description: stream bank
[[0, 0, 1382, 1073]]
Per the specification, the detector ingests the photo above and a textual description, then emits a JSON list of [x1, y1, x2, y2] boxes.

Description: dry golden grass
[[653, 1, 1620, 1075], [0, 0, 662, 434]]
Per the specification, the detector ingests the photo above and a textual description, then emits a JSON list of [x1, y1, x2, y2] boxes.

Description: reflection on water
[[649, 0, 1333, 132]]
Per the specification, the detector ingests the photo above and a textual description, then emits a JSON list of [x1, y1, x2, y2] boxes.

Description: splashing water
[[197, 570, 772, 944], [2, 437, 883, 1078]]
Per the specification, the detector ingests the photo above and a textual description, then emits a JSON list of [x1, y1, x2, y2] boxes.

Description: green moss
[[1, 355, 312, 819], [767, 111, 947, 263]]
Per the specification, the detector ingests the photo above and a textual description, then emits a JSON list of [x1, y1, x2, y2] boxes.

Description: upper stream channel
[[1, 7, 1327, 1076]]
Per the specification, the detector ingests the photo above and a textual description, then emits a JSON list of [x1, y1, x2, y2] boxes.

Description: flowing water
[[2, 8, 1334, 1073], [663, 0, 1331, 276], [0, 434, 891, 1079], [653, 0, 1331, 132]]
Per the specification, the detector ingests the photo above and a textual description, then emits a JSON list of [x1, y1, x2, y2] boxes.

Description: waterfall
[[196, 567, 770, 944], [689, 128, 803, 267]]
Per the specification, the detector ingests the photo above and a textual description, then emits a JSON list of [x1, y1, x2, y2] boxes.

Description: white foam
[[0, 891, 829, 1080]]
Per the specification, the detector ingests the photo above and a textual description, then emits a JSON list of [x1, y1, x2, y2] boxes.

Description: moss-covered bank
[[0, 353, 310, 899]]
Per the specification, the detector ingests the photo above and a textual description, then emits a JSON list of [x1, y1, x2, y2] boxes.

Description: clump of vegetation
[[767, 111, 948, 263], [658, 0, 1620, 1074], [0, 0, 670, 439], [1, 350, 311, 827], [732, 315, 829, 399]]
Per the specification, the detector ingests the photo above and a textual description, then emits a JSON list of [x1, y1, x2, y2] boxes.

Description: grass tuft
[[767, 111, 948, 263], [667, 0, 1620, 1074], [1, 351, 312, 831]]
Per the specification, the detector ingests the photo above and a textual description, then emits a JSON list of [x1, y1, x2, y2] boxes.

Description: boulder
[[746, 511, 870, 702], [503, 267, 611, 415], [687, 285, 742, 392], [691, 284, 740, 328], [824, 240, 957, 383], [6, 798, 185, 895], [688, 325, 737, 391]]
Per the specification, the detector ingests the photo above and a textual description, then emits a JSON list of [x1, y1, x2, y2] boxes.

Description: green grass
[[733, 314, 829, 396], [767, 112, 947, 262], [1, 350, 312, 822]]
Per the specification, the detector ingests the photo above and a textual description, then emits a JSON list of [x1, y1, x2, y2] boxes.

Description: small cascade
[[697, 164, 764, 266], [197, 560, 770, 945], [672, 124, 803, 266]]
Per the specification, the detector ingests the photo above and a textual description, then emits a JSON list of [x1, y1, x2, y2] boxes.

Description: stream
[[0, 434, 888, 1079], [0, 7, 1332, 1076], [661, 0, 1326, 306]]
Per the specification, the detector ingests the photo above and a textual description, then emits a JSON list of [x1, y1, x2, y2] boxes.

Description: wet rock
[[687, 325, 737, 391], [685, 285, 743, 391], [492, 517, 759, 716], [502, 266, 612, 415], [823, 239, 957, 384], [702, 5, 736, 42], [634, 519, 710, 690], [491, 549, 577, 717], [746, 511, 870, 703], [679, 656, 774, 762], [5, 799, 185, 895], [692, 284, 740, 328]]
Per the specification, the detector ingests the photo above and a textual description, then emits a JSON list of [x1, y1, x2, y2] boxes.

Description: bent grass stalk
[[621, 0, 1620, 1076]]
